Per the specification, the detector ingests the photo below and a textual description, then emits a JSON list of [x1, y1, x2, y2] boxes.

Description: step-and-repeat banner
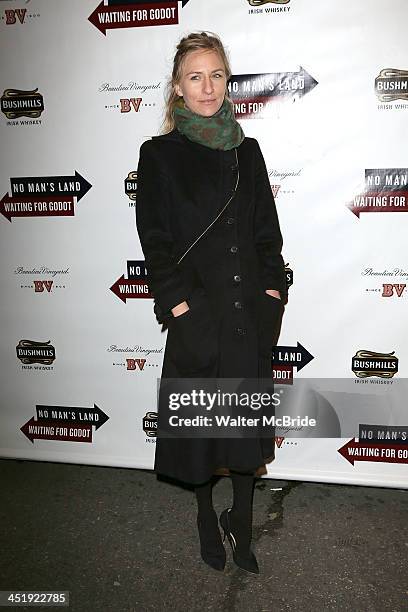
[[1, 0, 407, 488]]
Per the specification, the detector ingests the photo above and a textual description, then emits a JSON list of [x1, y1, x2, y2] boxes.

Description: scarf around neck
[[173, 97, 244, 151]]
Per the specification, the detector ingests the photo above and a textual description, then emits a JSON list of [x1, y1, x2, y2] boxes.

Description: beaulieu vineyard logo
[[268, 168, 302, 199], [361, 268, 408, 300], [362, 267, 408, 300], [88, 0, 191, 35], [3, 3, 38, 27], [99, 80, 161, 116], [14, 265, 70, 294], [228, 68, 317, 118], [108, 344, 163, 371], [1, 172, 92, 222], [347, 168, 408, 218]]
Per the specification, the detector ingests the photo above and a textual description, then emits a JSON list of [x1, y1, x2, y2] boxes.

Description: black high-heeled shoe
[[219, 508, 259, 574], [197, 512, 226, 571]]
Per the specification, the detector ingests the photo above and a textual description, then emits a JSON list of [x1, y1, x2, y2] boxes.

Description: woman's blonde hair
[[161, 31, 233, 134]]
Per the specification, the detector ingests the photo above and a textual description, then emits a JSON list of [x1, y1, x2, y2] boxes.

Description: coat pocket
[[257, 292, 284, 358], [168, 288, 218, 375]]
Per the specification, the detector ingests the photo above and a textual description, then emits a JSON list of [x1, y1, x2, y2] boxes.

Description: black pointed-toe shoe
[[219, 508, 259, 574], [197, 512, 226, 571]]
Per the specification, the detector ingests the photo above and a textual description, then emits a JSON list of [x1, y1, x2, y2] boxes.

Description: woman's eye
[[190, 75, 200, 80], [214, 73, 223, 78]]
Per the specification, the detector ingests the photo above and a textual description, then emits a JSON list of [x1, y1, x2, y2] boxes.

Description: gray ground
[[0, 458, 407, 612]]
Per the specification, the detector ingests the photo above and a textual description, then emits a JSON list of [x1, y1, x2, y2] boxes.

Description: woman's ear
[[174, 83, 182, 98]]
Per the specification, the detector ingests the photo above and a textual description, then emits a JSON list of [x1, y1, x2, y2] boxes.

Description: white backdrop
[[1, 0, 407, 488]]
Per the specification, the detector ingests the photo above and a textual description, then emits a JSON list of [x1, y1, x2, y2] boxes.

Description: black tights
[[195, 471, 255, 551]]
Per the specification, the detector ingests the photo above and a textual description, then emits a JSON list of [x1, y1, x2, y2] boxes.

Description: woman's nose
[[202, 76, 214, 94]]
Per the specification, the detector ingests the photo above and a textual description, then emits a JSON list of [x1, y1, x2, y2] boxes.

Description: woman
[[136, 32, 287, 574]]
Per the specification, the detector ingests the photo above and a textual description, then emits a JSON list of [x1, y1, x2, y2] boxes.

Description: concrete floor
[[0, 458, 407, 612]]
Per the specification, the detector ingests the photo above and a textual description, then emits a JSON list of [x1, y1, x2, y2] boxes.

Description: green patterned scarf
[[173, 97, 244, 151]]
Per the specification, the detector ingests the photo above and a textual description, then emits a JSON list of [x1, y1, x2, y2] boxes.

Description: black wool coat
[[136, 128, 287, 485]]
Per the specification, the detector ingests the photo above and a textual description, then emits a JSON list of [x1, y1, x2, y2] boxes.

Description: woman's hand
[[265, 289, 281, 300], [171, 301, 190, 317]]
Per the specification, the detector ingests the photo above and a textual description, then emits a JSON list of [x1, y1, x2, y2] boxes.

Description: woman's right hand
[[168, 289, 218, 375], [171, 301, 190, 317]]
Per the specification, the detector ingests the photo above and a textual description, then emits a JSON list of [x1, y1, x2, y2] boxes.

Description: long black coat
[[136, 128, 286, 485]]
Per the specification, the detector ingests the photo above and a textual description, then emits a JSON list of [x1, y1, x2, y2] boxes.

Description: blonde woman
[[136, 32, 286, 574]]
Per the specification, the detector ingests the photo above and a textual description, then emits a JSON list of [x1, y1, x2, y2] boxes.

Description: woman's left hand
[[265, 289, 281, 300]]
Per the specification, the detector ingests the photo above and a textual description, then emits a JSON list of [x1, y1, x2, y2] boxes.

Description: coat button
[[236, 327, 246, 335], [233, 275, 241, 283], [226, 217, 235, 225], [230, 245, 238, 253], [234, 301, 243, 309]]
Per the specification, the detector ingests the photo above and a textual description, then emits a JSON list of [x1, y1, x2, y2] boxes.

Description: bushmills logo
[[1, 88, 44, 123], [16, 340, 56, 365], [248, 0, 290, 6], [247, 0, 291, 14], [375, 69, 408, 103], [143, 411, 157, 439], [248, 0, 289, 4], [125, 171, 137, 206], [285, 263, 293, 289], [351, 350, 398, 379]]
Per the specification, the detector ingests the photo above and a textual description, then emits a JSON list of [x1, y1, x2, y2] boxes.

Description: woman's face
[[174, 49, 227, 117]]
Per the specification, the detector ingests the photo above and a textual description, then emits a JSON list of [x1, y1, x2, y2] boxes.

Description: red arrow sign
[[88, 1, 178, 36], [338, 438, 408, 465], [1, 194, 74, 222], [110, 274, 152, 303], [272, 365, 293, 385], [347, 191, 408, 218], [20, 417, 92, 443]]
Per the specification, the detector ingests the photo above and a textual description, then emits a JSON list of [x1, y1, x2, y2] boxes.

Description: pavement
[[0, 458, 407, 612]]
